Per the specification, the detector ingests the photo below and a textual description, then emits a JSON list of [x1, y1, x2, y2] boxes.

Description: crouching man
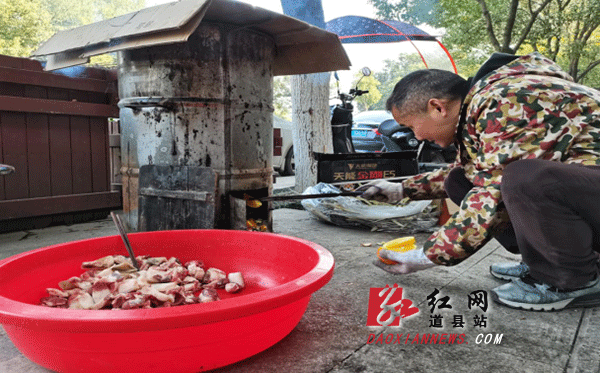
[[359, 52, 600, 311]]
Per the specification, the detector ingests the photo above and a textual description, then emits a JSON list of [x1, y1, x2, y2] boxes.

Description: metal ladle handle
[[110, 211, 140, 271]]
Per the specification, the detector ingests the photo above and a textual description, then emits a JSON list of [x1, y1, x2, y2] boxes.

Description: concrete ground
[[0, 186, 599, 372]]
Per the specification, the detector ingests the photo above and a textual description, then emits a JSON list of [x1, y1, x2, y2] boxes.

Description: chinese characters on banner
[[333, 170, 397, 182]]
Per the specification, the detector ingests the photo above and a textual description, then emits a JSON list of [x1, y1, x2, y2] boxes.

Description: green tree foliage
[[368, 0, 600, 86], [274, 76, 292, 121], [548, 0, 600, 84], [0, 0, 52, 56], [353, 74, 382, 112], [370, 53, 432, 110], [369, 0, 440, 26]]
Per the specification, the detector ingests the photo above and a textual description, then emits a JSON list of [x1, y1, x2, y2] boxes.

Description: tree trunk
[[280, 0, 331, 193], [290, 72, 333, 192]]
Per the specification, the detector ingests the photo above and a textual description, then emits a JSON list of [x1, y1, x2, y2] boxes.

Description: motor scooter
[[330, 67, 371, 153]]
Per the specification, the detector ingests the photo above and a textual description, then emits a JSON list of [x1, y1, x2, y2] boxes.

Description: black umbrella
[[325, 15, 457, 73]]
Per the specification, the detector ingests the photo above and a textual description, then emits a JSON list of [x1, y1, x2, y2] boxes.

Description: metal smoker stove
[[32, 0, 350, 232], [118, 22, 276, 231]]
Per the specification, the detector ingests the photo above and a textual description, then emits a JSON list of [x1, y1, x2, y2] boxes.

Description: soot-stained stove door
[[138, 165, 216, 231]]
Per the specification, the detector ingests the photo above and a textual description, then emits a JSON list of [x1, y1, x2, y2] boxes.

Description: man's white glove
[[356, 179, 404, 204], [373, 247, 436, 275]]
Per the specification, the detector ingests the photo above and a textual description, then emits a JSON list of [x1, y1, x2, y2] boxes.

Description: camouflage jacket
[[402, 52, 600, 265]]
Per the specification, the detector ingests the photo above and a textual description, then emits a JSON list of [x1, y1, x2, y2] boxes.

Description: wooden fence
[[0, 54, 121, 230]]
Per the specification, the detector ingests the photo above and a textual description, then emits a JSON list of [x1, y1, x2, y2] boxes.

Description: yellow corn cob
[[377, 236, 416, 265]]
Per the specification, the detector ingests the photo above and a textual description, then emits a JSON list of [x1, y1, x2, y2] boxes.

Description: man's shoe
[[490, 261, 529, 281], [490, 274, 600, 311]]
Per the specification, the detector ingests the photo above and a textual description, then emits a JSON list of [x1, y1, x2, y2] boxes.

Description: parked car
[[273, 115, 295, 175], [350, 110, 389, 153]]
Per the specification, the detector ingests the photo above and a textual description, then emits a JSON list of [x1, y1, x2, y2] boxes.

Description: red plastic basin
[[0, 230, 334, 373]]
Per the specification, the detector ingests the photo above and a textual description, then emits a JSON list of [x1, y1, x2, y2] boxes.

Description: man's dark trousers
[[444, 159, 600, 290]]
